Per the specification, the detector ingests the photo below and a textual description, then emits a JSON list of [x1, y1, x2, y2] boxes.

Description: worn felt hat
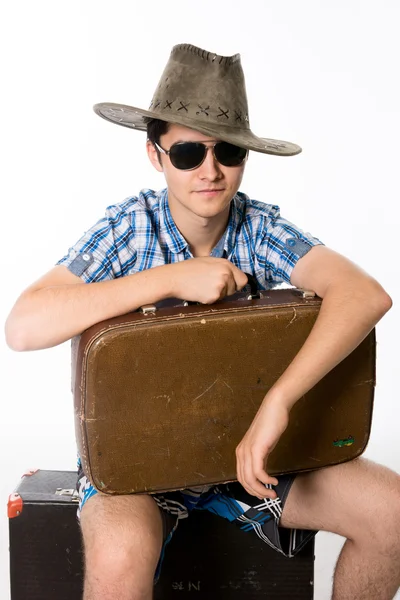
[[94, 43, 301, 157]]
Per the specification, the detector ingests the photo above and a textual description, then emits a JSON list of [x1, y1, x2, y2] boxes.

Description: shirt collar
[[159, 188, 244, 257], [223, 194, 244, 259], [159, 189, 188, 254]]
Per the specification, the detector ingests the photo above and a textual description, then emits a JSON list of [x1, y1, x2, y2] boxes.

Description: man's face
[[147, 123, 247, 221]]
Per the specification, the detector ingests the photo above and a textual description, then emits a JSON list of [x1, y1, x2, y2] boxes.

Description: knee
[[82, 517, 163, 589], [80, 493, 164, 594], [90, 539, 157, 570], [355, 473, 400, 555], [84, 536, 161, 599], [86, 526, 162, 575]]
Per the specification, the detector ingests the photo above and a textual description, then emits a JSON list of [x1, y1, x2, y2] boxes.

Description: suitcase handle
[[243, 273, 260, 299], [139, 273, 260, 313], [183, 272, 260, 306]]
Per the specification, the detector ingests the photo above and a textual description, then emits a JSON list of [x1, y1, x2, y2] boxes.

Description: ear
[[146, 140, 164, 173]]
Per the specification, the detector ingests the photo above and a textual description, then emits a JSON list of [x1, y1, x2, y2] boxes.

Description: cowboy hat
[[93, 43, 301, 157]]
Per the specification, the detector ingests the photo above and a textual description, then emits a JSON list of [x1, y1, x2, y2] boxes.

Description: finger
[[237, 446, 269, 499], [248, 454, 279, 499], [236, 272, 250, 292], [218, 271, 237, 297], [218, 283, 228, 300], [236, 445, 277, 500], [252, 473, 277, 499], [254, 455, 279, 487], [228, 264, 249, 291], [236, 447, 245, 490], [227, 273, 238, 296], [243, 457, 276, 500], [254, 473, 278, 499], [237, 450, 259, 498], [240, 457, 260, 498]]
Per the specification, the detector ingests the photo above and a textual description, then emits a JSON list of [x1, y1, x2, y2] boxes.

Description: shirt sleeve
[[55, 204, 137, 283], [261, 206, 325, 285]]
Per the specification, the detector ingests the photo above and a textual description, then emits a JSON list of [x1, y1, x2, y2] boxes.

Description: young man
[[5, 43, 400, 600]]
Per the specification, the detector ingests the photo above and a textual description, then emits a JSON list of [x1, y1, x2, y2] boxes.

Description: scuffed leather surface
[[72, 288, 375, 495]]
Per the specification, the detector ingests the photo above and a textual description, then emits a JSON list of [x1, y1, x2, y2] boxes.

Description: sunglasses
[[154, 140, 248, 171]]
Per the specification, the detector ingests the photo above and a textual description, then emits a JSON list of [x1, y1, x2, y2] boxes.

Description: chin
[[192, 203, 228, 219], [192, 193, 232, 214]]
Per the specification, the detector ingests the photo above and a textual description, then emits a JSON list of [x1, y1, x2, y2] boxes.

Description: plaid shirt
[[56, 188, 324, 288]]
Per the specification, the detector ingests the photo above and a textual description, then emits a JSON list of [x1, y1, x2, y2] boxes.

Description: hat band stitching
[[177, 101, 190, 112], [149, 99, 246, 122], [196, 105, 210, 116], [217, 107, 229, 119]]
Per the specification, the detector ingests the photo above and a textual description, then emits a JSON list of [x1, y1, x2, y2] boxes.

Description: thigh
[[280, 457, 400, 542], [79, 492, 168, 596], [76, 460, 171, 540], [75, 462, 177, 585], [80, 492, 164, 555]]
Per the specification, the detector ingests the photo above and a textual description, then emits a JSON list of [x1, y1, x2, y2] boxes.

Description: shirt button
[[82, 253, 91, 261], [287, 239, 296, 247]]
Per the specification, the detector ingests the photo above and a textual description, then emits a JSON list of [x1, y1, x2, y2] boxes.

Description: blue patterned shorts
[[75, 455, 317, 584]]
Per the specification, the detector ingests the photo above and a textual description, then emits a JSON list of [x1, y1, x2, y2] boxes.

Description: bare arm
[[266, 244, 392, 409], [235, 244, 393, 499], [4, 265, 176, 351], [5, 258, 248, 352]]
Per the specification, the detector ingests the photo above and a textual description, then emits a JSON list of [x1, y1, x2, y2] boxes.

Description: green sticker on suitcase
[[333, 435, 355, 448]]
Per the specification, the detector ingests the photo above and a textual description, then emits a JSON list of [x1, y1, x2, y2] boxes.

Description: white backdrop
[[1, 2, 399, 599]]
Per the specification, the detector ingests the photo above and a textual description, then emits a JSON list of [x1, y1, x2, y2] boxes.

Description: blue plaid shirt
[[56, 188, 324, 288]]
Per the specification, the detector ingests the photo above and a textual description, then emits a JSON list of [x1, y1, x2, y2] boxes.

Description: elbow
[[5, 300, 37, 351], [5, 293, 45, 351], [327, 278, 393, 322], [369, 283, 393, 320], [4, 317, 30, 352], [378, 290, 393, 315]]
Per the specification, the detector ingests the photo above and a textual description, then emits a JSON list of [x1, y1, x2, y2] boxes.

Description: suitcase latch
[[139, 304, 157, 314], [301, 289, 316, 298]]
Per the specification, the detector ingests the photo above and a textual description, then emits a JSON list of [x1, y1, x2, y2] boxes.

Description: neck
[[167, 191, 231, 257], [189, 216, 228, 257]]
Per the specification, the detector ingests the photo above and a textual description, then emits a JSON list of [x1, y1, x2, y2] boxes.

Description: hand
[[168, 257, 249, 304], [235, 398, 290, 499]]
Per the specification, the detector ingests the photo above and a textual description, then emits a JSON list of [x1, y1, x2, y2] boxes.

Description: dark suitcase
[[72, 286, 376, 495], [8, 469, 315, 599]]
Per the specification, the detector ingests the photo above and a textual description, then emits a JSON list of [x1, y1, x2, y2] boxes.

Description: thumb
[[233, 268, 251, 292]]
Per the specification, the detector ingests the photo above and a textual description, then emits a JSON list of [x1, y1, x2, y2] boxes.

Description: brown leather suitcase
[[72, 284, 375, 495]]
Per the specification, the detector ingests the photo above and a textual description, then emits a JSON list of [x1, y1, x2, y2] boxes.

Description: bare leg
[[280, 457, 400, 600], [79, 493, 164, 600]]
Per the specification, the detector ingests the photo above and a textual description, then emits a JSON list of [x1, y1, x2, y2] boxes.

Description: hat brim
[[93, 102, 301, 157]]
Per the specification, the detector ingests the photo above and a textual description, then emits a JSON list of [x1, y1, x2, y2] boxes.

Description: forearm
[[264, 279, 392, 410], [5, 265, 175, 351]]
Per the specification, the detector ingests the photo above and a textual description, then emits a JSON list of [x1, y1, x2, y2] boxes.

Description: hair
[[146, 118, 171, 165], [146, 118, 170, 145]]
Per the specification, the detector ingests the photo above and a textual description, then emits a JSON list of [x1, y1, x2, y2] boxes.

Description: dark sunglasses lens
[[169, 143, 206, 170], [215, 142, 247, 166]]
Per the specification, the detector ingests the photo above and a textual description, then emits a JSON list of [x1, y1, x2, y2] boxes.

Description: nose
[[198, 146, 222, 180]]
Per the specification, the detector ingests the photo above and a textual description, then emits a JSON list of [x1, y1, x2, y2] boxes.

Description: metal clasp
[[246, 292, 261, 300], [301, 290, 316, 298], [140, 304, 157, 314]]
